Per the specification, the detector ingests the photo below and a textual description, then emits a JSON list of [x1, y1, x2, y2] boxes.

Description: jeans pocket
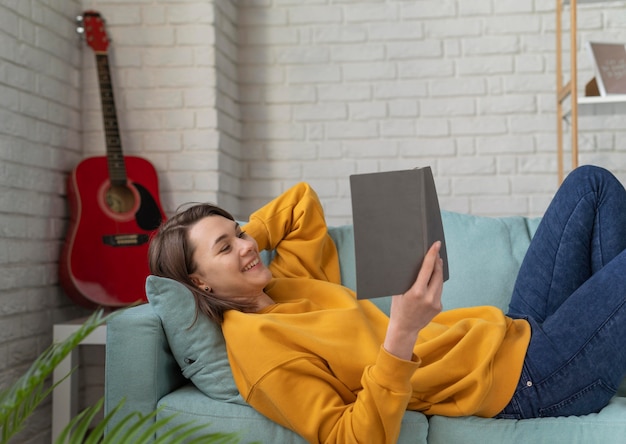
[[538, 379, 615, 417]]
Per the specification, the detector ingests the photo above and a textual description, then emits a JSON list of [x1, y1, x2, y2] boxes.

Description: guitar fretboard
[[96, 53, 127, 186]]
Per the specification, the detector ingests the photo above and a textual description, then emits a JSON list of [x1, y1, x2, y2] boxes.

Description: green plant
[[0, 309, 241, 444]]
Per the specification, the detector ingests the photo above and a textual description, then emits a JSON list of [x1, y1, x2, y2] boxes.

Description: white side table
[[51, 318, 107, 443]]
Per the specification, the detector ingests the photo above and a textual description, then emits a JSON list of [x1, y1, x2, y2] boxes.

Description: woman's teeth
[[242, 258, 259, 272]]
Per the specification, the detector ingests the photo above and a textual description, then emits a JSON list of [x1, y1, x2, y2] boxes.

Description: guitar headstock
[[77, 10, 109, 53]]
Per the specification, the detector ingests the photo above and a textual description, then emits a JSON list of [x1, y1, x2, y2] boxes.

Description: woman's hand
[[383, 241, 444, 361]]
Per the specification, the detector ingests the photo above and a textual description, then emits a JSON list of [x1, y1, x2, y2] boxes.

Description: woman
[[148, 165, 626, 444]]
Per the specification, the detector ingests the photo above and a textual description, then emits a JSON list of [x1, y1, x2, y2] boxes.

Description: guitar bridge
[[102, 234, 149, 246]]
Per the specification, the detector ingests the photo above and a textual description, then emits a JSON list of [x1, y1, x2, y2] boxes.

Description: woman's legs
[[503, 165, 626, 418], [509, 165, 626, 322]]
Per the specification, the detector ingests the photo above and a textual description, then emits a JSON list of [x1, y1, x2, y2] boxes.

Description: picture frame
[[586, 41, 626, 96]]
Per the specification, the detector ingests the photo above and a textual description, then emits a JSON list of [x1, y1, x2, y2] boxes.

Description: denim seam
[[533, 297, 626, 390]]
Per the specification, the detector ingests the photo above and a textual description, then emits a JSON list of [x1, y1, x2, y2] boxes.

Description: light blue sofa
[[105, 210, 626, 443]]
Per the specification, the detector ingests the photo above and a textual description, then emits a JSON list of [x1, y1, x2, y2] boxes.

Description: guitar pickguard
[[134, 182, 164, 231]]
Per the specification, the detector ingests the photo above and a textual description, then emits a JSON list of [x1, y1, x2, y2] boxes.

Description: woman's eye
[[238, 231, 247, 239], [220, 244, 231, 253]]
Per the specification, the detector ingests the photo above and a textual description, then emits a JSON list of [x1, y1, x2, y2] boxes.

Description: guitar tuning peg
[[75, 14, 85, 36]]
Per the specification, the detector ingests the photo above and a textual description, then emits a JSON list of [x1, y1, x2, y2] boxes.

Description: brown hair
[[148, 203, 258, 324]]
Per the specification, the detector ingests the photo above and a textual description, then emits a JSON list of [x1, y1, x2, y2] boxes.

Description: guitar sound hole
[[106, 185, 135, 214]]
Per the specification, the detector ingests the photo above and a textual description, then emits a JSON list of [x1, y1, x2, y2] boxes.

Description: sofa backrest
[[327, 211, 541, 315]]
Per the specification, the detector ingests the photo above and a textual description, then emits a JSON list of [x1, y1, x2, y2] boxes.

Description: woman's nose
[[239, 238, 255, 254]]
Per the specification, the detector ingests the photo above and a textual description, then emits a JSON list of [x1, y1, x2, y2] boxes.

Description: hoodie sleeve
[[243, 182, 341, 285], [244, 346, 420, 444]]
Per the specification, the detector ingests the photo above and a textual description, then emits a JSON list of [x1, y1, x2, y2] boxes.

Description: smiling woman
[[146, 169, 626, 444]]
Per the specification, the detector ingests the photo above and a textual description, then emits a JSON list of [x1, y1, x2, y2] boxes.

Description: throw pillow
[[146, 275, 245, 404]]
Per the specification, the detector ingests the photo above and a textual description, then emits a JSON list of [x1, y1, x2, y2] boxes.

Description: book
[[349, 167, 449, 300], [586, 41, 626, 96]]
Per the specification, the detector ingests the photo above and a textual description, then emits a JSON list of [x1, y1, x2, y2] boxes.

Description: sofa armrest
[[105, 303, 187, 435]]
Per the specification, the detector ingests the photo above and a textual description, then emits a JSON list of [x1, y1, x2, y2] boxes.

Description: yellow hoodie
[[222, 182, 531, 444]]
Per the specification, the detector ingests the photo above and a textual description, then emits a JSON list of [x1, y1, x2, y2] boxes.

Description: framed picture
[[586, 41, 626, 96]]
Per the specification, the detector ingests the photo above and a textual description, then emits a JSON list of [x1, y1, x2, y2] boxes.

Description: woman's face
[[188, 215, 272, 304]]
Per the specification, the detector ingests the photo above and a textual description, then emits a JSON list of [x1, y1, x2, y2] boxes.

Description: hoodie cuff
[[371, 346, 421, 393]]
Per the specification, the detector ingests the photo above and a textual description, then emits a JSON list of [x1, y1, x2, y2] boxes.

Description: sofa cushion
[[427, 396, 626, 444], [146, 275, 244, 404], [157, 384, 429, 444], [438, 211, 541, 313], [157, 384, 307, 443]]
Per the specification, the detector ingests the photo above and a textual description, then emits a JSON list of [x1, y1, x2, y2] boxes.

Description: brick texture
[[0, 1, 87, 442]]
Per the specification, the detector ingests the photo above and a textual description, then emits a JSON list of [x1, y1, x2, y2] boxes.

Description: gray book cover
[[350, 167, 449, 300]]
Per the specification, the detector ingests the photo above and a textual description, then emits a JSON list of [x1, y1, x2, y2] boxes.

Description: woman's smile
[[242, 257, 261, 272]]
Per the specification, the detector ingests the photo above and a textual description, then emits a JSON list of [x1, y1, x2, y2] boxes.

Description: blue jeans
[[497, 165, 626, 419]]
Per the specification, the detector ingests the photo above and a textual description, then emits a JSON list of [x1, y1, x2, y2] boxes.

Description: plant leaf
[[0, 310, 111, 443], [1, 308, 245, 444]]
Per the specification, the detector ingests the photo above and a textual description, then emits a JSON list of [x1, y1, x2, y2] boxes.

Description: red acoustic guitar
[[59, 11, 166, 308]]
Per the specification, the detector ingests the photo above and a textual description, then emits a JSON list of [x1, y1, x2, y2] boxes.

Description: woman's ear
[[189, 275, 209, 292]]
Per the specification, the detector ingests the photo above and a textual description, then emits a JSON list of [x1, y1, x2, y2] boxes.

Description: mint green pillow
[[146, 275, 244, 404]]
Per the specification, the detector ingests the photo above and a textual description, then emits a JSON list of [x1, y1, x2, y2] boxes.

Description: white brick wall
[[238, 0, 626, 225], [214, 0, 242, 215], [0, 1, 87, 442]]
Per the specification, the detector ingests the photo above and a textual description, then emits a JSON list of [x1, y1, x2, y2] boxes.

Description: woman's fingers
[[384, 242, 445, 360], [412, 241, 442, 291]]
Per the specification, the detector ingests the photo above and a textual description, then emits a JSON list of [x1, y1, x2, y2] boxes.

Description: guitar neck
[[96, 53, 127, 186]]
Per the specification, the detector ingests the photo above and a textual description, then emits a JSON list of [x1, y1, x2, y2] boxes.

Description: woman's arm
[[247, 347, 420, 444], [385, 241, 444, 360], [244, 182, 341, 284]]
